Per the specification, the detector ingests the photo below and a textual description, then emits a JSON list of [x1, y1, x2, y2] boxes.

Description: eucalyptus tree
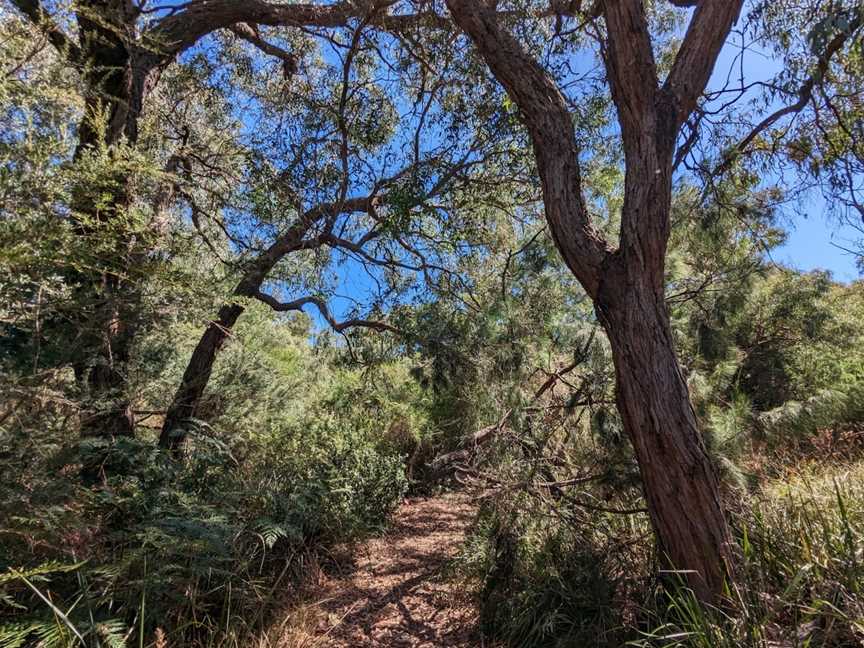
[[3, 0, 503, 440], [157, 18, 528, 451], [9, 0, 862, 603], [439, 0, 864, 602]]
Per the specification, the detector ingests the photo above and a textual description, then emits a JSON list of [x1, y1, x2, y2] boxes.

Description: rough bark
[[596, 261, 733, 601], [71, 1, 154, 441], [445, 0, 743, 602]]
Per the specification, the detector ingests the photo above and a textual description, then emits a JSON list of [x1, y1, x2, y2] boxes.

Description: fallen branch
[[430, 332, 596, 475]]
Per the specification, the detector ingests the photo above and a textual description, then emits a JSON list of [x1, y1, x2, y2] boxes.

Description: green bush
[[456, 492, 649, 648], [0, 385, 408, 647]]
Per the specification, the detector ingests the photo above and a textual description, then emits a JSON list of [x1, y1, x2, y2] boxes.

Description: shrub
[[0, 397, 408, 647]]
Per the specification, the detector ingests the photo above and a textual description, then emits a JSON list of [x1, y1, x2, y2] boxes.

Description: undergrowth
[[459, 454, 864, 648], [0, 423, 407, 648]]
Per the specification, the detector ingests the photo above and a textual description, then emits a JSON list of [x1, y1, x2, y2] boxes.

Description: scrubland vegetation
[[2, 0, 864, 646]]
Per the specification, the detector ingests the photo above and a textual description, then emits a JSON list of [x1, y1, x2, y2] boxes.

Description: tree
[[10, 0, 860, 601], [154, 13, 524, 452], [3, 0, 469, 443], [439, 0, 743, 602], [441, 0, 864, 602]]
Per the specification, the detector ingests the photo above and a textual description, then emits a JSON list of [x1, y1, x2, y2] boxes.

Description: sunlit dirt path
[[275, 492, 482, 647]]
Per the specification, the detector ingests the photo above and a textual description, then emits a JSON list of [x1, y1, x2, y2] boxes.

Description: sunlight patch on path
[[278, 492, 480, 648]]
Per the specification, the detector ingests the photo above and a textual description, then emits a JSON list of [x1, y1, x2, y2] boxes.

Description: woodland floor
[[273, 492, 484, 648]]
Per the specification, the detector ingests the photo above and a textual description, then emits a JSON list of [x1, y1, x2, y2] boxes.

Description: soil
[[276, 492, 482, 648]]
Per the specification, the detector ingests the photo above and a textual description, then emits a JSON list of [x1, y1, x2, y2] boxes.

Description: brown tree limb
[[228, 23, 298, 78], [600, 0, 659, 151], [444, 0, 609, 298], [147, 1, 452, 60], [663, 0, 744, 130], [253, 292, 401, 334], [6, 0, 82, 63]]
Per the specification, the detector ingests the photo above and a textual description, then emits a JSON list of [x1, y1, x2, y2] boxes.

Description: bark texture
[[596, 266, 732, 600], [445, 0, 743, 602], [71, 1, 155, 441]]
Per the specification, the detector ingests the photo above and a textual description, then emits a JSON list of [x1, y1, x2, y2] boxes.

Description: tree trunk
[[71, 1, 163, 444], [596, 271, 733, 603], [159, 304, 244, 453], [80, 273, 136, 438], [160, 220, 314, 453], [442, 0, 742, 605]]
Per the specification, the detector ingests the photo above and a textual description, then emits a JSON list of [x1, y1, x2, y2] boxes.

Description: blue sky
[[318, 4, 864, 330], [774, 210, 861, 282], [161, 0, 861, 336], [706, 16, 862, 283]]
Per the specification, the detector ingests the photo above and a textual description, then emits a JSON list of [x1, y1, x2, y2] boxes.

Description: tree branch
[[253, 291, 400, 334], [664, 0, 744, 129], [445, 0, 608, 298], [713, 12, 863, 176], [228, 23, 298, 78], [147, 0, 451, 60], [600, 0, 659, 150], [7, 0, 81, 63]]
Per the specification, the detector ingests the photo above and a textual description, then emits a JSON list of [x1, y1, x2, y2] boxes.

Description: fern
[[0, 621, 41, 648], [0, 562, 85, 587]]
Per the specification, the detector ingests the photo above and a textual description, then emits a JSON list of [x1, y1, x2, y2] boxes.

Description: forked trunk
[[596, 274, 733, 602], [441, 0, 743, 604]]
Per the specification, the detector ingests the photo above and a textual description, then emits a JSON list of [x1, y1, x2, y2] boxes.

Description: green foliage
[[0, 301, 413, 646], [631, 462, 864, 647], [446, 185, 864, 648], [684, 270, 864, 459], [459, 501, 641, 648], [1, 3, 864, 648]]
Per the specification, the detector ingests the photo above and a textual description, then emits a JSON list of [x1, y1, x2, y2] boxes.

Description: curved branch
[[148, 0, 451, 59], [713, 13, 863, 176], [253, 291, 400, 334], [445, 0, 608, 297]]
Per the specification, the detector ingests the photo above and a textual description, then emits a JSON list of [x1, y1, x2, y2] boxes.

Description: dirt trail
[[280, 492, 480, 647]]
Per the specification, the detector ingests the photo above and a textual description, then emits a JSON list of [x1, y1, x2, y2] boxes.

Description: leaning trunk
[[160, 229, 310, 453], [596, 274, 733, 603], [159, 303, 244, 453]]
